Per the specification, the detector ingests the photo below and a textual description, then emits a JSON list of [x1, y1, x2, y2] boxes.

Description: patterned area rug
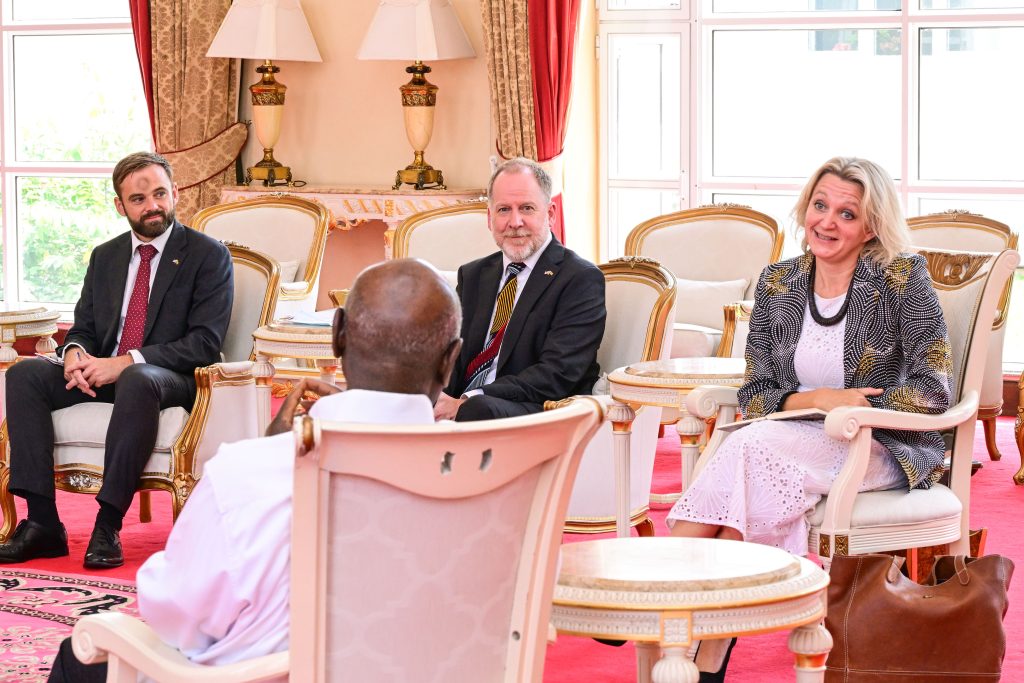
[[0, 569, 137, 682]]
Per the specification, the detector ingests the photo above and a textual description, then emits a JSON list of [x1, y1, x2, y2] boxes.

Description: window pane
[[11, 0, 129, 21], [710, 192, 803, 258], [608, 0, 681, 9], [712, 29, 901, 178], [608, 188, 680, 256], [14, 34, 151, 163], [914, 195, 1024, 229], [17, 177, 123, 305], [919, 27, 1024, 181], [714, 0, 900, 11], [607, 33, 681, 181], [921, 0, 1024, 9]]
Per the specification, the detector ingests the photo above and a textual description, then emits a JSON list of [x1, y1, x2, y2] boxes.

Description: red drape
[[128, 0, 157, 145], [527, 0, 581, 244]]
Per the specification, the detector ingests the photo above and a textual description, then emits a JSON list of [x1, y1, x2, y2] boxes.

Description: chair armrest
[[73, 613, 289, 682], [823, 391, 979, 442], [280, 280, 309, 294], [684, 385, 739, 420]]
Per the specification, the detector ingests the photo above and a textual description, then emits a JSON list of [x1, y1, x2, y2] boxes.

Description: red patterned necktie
[[464, 262, 526, 391], [117, 244, 158, 355]]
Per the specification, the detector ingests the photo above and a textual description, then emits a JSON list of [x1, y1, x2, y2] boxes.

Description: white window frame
[[599, 0, 1024, 373], [0, 4, 141, 312]]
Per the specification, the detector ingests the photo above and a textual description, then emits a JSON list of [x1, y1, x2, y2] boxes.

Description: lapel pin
[[172, 259, 180, 265], [544, 270, 554, 276]]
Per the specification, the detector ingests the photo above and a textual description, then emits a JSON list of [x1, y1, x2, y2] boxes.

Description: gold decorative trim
[[328, 289, 348, 307], [544, 397, 575, 411], [564, 508, 652, 534], [392, 201, 489, 259], [909, 213, 1018, 327], [835, 534, 849, 556], [193, 195, 332, 300], [921, 251, 988, 287], [818, 533, 830, 558], [598, 259, 677, 363], [624, 205, 784, 265]]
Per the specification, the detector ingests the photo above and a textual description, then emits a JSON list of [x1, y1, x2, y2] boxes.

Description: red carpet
[[0, 417, 1020, 681]]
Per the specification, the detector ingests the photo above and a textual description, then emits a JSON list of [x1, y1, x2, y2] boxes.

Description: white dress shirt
[[466, 231, 553, 395], [136, 389, 436, 678]]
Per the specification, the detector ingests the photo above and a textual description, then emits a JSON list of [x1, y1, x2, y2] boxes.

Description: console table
[[220, 185, 485, 258]]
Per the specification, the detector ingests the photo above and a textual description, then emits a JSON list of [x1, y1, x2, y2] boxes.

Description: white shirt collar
[[130, 222, 174, 255], [502, 230, 553, 273], [308, 389, 435, 425]]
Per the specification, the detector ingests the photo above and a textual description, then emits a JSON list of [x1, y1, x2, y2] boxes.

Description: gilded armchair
[[192, 195, 331, 320], [559, 257, 676, 535], [624, 204, 782, 358], [0, 244, 280, 540], [908, 210, 1018, 461]]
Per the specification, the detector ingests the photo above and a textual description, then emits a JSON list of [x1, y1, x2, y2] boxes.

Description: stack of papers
[[287, 309, 335, 327]]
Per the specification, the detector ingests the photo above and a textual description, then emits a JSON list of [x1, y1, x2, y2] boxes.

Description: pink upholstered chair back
[[289, 399, 603, 682]]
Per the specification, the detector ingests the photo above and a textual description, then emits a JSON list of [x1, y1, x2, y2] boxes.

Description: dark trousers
[[455, 394, 543, 421], [7, 358, 194, 515], [48, 637, 106, 683]]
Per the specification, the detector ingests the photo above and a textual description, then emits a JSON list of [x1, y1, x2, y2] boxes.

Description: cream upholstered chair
[[686, 248, 1019, 576], [716, 300, 754, 359], [908, 211, 1018, 461], [70, 400, 603, 682], [625, 204, 782, 359], [393, 201, 494, 287], [559, 257, 676, 535], [0, 244, 280, 540], [192, 195, 330, 320]]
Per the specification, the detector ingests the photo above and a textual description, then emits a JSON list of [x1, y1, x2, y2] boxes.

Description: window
[[0, 2, 151, 311], [600, 0, 1024, 372]]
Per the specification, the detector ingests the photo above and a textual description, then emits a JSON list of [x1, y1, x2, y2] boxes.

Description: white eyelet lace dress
[[666, 292, 907, 556]]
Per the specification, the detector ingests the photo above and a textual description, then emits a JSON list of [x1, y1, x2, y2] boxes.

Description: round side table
[[552, 537, 832, 683], [0, 307, 61, 418], [252, 322, 342, 434], [609, 357, 745, 512]]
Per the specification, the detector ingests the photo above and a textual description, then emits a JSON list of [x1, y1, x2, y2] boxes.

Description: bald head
[[337, 259, 462, 399]]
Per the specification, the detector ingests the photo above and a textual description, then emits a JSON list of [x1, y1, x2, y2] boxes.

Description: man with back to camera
[[433, 157, 607, 422], [46, 258, 463, 682], [0, 151, 233, 570]]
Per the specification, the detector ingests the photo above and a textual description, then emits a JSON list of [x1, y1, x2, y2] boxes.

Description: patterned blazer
[[738, 252, 953, 490]]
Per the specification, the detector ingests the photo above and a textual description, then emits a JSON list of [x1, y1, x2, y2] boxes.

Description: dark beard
[[128, 208, 175, 239]]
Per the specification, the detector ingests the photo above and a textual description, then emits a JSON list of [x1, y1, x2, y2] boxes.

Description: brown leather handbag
[[825, 553, 1014, 682]]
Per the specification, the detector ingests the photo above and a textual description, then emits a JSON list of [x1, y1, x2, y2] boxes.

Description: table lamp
[[357, 0, 475, 190], [207, 0, 322, 186]]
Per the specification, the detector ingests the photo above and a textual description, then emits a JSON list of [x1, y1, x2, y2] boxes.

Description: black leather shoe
[[83, 526, 123, 569], [0, 519, 69, 563]]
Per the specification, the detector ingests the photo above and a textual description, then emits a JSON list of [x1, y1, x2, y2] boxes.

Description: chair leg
[[980, 413, 1001, 461], [0, 423, 16, 542], [138, 491, 152, 524], [636, 517, 656, 537]]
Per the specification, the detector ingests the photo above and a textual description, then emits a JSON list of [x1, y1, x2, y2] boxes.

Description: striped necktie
[[464, 261, 526, 391]]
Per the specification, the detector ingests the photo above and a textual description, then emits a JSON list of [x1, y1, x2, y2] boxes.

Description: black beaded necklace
[[807, 257, 855, 327]]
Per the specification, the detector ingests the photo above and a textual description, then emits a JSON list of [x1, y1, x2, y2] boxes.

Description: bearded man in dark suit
[[0, 151, 233, 569], [433, 157, 606, 422]]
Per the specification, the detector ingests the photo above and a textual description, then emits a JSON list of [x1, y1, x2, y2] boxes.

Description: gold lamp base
[[394, 151, 445, 190], [246, 149, 292, 186]]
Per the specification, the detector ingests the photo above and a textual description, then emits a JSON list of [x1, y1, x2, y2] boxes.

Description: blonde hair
[[793, 157, 909, 265]]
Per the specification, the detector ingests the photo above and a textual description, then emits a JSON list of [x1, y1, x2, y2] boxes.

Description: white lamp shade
[[207, 0, 322, 62], [357, 0, 476, 62]]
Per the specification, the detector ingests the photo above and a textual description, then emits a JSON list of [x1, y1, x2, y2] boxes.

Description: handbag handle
[[953, 555, 970, 585]]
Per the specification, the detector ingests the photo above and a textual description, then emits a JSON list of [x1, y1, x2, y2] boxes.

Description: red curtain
[[527, 0, 581, 244], [128, 0, 156, 144]]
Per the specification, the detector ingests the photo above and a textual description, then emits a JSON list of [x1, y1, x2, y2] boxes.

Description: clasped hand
[[63, 349, 132, 397], [266, 378, 341, 436]]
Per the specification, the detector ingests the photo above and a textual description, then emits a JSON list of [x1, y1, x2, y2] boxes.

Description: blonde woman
[[668, 157, 952, 553]]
